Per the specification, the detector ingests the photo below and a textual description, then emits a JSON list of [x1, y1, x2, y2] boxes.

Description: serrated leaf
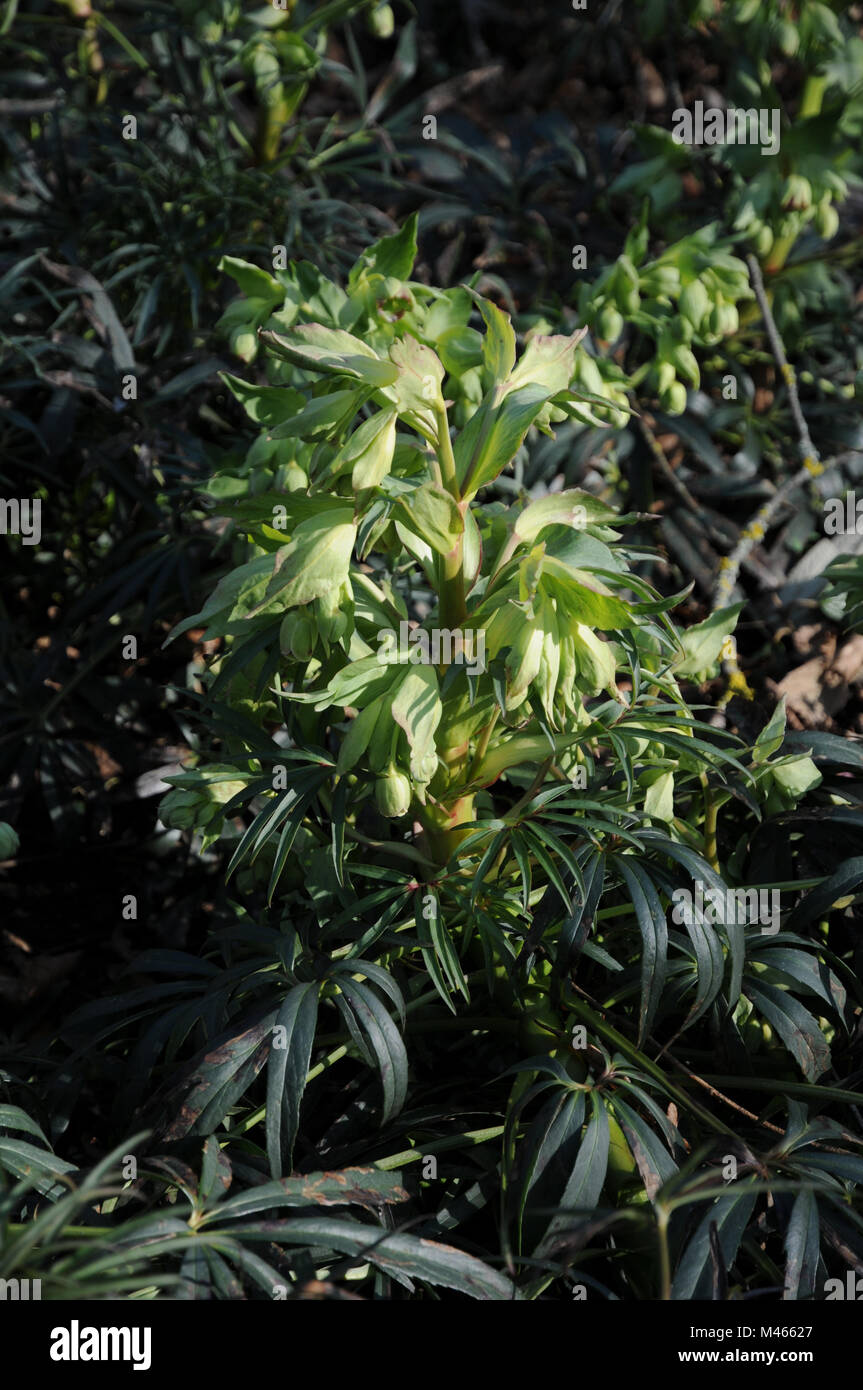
[[394, 481, 464, 555], [250, 511, 356, 615], [514, 489, 619, 544], [674, 603, 745, 682]]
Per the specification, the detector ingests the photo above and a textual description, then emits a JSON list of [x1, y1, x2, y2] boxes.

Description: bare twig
[[713, 255, 825, 613], [709, 254, 827, 708]]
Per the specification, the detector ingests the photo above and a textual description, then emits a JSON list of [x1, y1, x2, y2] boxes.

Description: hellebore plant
[[158, 222, 840, 1269]]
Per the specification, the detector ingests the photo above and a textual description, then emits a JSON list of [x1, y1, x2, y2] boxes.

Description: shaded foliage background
[[2, 0, 863, 1301]]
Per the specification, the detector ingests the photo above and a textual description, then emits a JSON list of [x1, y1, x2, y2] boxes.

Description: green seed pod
[[375, 764, 412, 818], [708, 301, 739, 338], [0, 822, 20, 859], [505, 618, 545, 709], [659, 380, 688, 415]]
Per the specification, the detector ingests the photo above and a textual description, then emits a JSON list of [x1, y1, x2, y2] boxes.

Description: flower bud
[[367, 3, 395, 37], [659, 380, 688, 415], [814, 199, 839, 241], [280, 610, 315, 661], [679, 279, 710, 331], [781, 175, 812, 211], [571, 623, 617, 696], [375, 764, 412, 818], [596, 303, 624, 343]]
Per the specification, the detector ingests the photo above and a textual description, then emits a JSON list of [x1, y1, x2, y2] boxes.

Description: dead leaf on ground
[[769, 633, 863, 728]]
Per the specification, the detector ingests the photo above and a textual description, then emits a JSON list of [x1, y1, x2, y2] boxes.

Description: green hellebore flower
[[571, 622, 617, 696], [161, 767, 247, 832], [679, 279, 710, 332], [367, 3, 395, 38], [814, 200, 839, 241], [280, 610, 315, 661], [375, 763, 412, 818], [659, 380, 688, 415], [160, 789, 214, 831], [595, 303, 624, 343]]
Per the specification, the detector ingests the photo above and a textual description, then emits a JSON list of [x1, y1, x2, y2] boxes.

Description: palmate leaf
[[220, 371, 306, 428], [331, 959, 405, 1028], [394, 480, 464, 555], [520, 823, 574, 913], [266, 983, 321, 1178], [230, 1216, 519, 1299], [248, 510, 357, 616], [745, 980, 831, 1081], [158, 1014, 276, 1141], [414, 890, 469, 1013], [509, 1084, 585, 1252], [747, 939, 846, 1016], [640, 831, 745, 1007], [268, 388, 363, 441], [671, 1187, 758, 1299], [783, 1188, 821, 1300], [164, 551, 279, 644], [613, 856, 668, 1044], [0, 1134, 77, 1198], [224, 763, 329, 892], [259, 324, 399, 386], [466, 287, 516, 380], [348, 211, 418, 288], [208, 1168, 410, 1223], [334, 978, 408, 1125], [556, 848, 605, 974], [537, 1092, 610, 1254], [608, 1094, 678, 1201], [456, 382, 556, 499], [785, 856, 863, 930], [513, 488, 620, 543]]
